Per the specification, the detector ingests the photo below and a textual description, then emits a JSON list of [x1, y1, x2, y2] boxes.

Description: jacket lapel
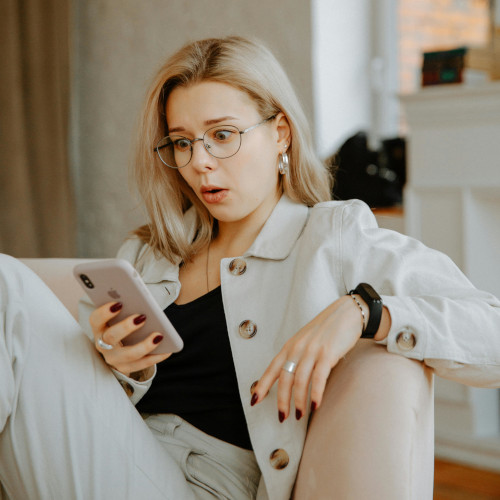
[[244, 195, 309, 261]]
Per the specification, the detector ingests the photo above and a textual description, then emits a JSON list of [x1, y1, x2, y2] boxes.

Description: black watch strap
[[350, 283, 383, 339]]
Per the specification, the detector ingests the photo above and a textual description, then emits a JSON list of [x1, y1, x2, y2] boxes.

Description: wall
[[311, 0, 372, 158], [72, 0, 313, 257], [312, 0, 400, 157]]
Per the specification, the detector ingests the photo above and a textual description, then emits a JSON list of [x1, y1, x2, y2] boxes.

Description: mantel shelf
[[400, 80, 500, 102], [400, 82, 500, 127]]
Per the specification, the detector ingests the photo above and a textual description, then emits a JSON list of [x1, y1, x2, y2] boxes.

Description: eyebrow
[[168, 116, 238, 134]]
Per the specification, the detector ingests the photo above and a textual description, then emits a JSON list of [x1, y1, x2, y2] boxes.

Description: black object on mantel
[[421, 47, 467, 86], [328, 131, 406, 208]]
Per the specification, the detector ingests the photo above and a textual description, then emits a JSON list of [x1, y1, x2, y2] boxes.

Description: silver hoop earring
[[278, 151, 289, 175]]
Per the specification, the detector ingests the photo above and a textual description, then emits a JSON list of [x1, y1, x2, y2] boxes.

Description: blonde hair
[[133, 36, 332, 263]]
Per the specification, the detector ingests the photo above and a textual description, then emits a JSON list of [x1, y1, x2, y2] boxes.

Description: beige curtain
[[0, 0, 75, 257]]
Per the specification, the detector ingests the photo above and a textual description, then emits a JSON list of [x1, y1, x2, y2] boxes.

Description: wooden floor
[[434, 459, 500, 500]]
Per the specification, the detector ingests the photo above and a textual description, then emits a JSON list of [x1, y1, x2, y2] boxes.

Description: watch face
[[358, 283, 381, 301]]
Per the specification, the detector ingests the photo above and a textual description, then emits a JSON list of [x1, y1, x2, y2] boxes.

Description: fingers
[[90, 301, 146, 347], [306, 355, 331, 412], [252, 339, 313, 422], [252, 297, 363, 423], [277, 365, 295, 422], [253, 350, 288, 407], [98, 314, 148, 349], [255, 347, 330, 423], [100, 331, 172, 377], [90, 302, 171, 377], [292, 354, 317, 419], [110, 348, 171, 377], [278, 344, 327, 422], [89, 301, 123, 340]]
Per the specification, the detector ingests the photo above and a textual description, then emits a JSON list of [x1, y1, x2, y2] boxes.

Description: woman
[[1, 36, 500, 500]]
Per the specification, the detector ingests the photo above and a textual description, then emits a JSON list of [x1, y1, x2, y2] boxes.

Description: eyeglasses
[[154, 115, 277, 169]]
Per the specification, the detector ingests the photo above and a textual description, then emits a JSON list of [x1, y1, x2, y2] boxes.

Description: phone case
[[73, 259, 183, 354]]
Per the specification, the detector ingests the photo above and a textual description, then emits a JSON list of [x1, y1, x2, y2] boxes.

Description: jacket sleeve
[[77, 237, 156, 404], [339, 199, 500, 388]]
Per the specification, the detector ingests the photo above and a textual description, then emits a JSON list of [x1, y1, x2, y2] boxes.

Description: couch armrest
[[294, 340, 434, 499], [21, 258, 97, 320]]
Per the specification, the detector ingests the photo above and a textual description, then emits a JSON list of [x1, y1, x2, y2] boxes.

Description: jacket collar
[[140, 194, 309, 284], [244, 194, 309, 260]]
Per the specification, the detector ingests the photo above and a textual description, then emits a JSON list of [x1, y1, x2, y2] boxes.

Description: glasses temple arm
[[240, 114, 278, 135]]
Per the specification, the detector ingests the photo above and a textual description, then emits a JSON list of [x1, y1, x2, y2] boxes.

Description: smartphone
[[73, 259, 183, 354]]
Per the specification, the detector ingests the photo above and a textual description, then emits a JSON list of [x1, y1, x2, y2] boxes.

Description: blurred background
[[2, 0, 500, 488], [2, 0, 497, 259]]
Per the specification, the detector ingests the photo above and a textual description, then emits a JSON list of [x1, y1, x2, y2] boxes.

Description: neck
[[213, 191, 281, 256]]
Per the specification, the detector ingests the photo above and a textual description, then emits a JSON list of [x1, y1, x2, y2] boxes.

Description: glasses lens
[[155, 135, 191, 168], [204, 125, 241, 159]]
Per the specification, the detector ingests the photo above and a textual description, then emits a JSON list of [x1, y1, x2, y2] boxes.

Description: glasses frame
[[154, 114, 277, 169]]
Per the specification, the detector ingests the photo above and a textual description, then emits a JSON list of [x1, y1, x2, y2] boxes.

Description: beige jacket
[[80, 195, 500, 500]]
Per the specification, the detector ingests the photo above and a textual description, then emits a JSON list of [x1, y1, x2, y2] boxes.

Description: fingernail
[[311, 401, 317, 412], [133, 314, 147, 325], [110, 302, 122, 313], [296, 409, 302, 420], [153, 335, 163, 344], [251, 393, 258, 406], [278, 411, 285, 423]]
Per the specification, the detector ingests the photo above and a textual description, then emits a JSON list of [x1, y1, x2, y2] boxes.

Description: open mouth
[[201, 186, 228, 203], [201, 185, 225, 194]]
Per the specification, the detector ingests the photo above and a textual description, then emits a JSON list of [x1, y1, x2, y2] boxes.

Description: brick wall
[[399, 0, 490, 94]]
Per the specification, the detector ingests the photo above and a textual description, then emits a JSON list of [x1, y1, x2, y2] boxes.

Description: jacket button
[[396, 329, 417, 351], [229, 258, 247, 275], [119, 380, 135, 397], [239, 320, 257, 339], [270, 449, 289, 470]]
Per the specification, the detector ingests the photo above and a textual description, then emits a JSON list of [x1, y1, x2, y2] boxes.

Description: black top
[[136, 286, 252, 450]]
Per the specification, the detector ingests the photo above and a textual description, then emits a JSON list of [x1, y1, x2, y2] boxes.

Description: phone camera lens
[[79, 274, 95, 289]]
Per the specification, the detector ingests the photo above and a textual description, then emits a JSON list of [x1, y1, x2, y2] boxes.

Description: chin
[[212, 211, 246, 223], [210, 204, 249, 222]]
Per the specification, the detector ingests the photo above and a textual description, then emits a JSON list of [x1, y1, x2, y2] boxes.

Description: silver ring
[[97, 336, 113, 351], [282, 360, 297, 374]]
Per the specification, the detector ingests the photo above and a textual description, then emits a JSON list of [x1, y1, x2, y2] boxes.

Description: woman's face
[[165, 80, 289, 228]]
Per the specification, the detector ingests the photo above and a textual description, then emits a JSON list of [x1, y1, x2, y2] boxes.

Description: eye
[[209, 127, 238, 143], [172, 137, 191, 152]]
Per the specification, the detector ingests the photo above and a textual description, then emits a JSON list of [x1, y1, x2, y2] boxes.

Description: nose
[[190, 138, 217, 172]]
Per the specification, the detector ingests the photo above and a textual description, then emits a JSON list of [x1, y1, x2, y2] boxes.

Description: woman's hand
[[251, 295, 389, 422], [89, 301, 171, 379]]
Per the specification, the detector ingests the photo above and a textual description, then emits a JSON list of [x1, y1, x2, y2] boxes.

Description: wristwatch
[[350, 283, 383, 339]]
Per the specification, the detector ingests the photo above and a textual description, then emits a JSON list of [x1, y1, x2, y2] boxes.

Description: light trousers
[[0, 255, 259, 500]]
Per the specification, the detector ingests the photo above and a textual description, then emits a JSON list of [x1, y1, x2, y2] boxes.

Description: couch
[[3, 258, 435, 499]]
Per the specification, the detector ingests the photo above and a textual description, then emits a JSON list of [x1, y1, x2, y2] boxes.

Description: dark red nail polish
[[251, 393, 258, 406], [153, 335, 163, 344], [133, 314, 147, 325], [296, 409, 302, 420], [110, 302, 122, 313], [278, 411, 285, 423], [311, 401, 317, 412]]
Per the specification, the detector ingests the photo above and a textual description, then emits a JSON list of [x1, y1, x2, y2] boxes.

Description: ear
[[274, 112, 291, 151]]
